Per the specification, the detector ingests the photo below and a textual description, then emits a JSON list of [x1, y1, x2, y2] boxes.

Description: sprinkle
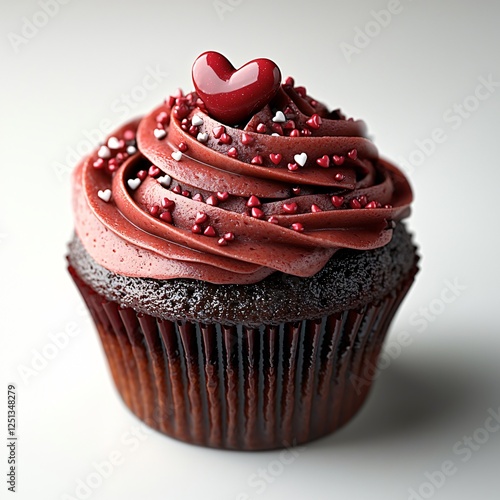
[[251, 155, 263, 165], [358, 195, 368, 207], [172, 185, 182, 194], [154, 128, 167, 140], [287, 163, 299, 171], [148, 166, 161, 177], [107, 137, 123, 149], [93, 158, 105, 169], [291, 223, 304, 232], [246, 195, 261, 207], [289, 129, 300, 137], [98, 145, 111, 159], [349, 198, 362, 209], [158, 175, 172, 187], [311, 204, 322, 213], [256, 123, 267, 133], [178, 142, 188, 152], [123, 130, 135, 141], [171, 151, 183, 161], [272, 111, 286, 123], [365, 201, 379, 209], [348, 149, 358, 160], [241, 133, 254, 145], [97, 189, 111, 202], [223, 232, 235, 241], [306, 114, 322, 130], [292, 187, 301, 195], [282, 202, 298, 214], [294, 152, 307, 167], [213, 126, 225, 139], [206, 195, 218, 206], [285, 76, 295, 86], [316, 155, 330, 168], [192, 193, 204, 202], [127, 178, 141, 190], [204, 225, 216, 237], [161, 198, 175, 209], [189, 125, 199, 136], [227, 147, 238, 158], [191, 114, 204, 126], [173, 105, 189, 120], [191, 224, 202, 234], [197, 132, 208, 143], [268, 216, 279, 224], [195, 212, 208, 224], [271, 123, 284, 135], [332, 155, 345, 166], [331, 195, 344, 208], [137, 170, 147, 180], [217, 238, 228, 246], [126, 145, 137, 155], [217, 191, 229, 201], [269, 153, 282, 165], [283, 120, 296, 130], [182, 190, 190, 197], [156, 111, 169, 125], [149, 205, 160, 216], [251, 207, 265, 219], [384, 204, 393, 209], [295, 86, 307, 97], [271, 133, 280, 137], [219, 133, 232, 145], [334, 173, 345, 182]]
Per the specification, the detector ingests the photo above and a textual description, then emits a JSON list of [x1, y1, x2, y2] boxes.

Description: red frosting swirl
[[72, 83, 412, 284]]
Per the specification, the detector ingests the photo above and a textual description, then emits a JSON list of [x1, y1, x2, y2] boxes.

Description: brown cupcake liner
[[69, 265, 417, 451]]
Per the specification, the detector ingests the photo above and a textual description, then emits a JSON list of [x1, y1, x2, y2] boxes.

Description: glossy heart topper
[[192, 51, 282, 125]]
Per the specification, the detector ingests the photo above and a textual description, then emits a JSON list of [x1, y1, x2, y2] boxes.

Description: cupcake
[[68, 51, 418, 450]]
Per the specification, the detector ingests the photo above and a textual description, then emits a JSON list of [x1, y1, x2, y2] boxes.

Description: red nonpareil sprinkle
[[173, 105, 189, 120], [191, 224, 202, 234], [283, 120, 296, 130], [269, 153, 282, 165], [219, 133, 232, 145], [246, 195, 261, 207], [123, 130, 135, 141], [291, 222, 304, 232], [172, 185, 182, 194], [182, 190, 191, 197], [348, 149, 358, 160], [256, 123, 267, 133], [192, 193, 204, 202], [287, 163, 299, 171], [271, 123, 284, 135], [332, 155, 345, 166], [311, 204, 322, 213], [283, 202, 298, 214], [306, 113, 322, 130], [159, 211, 173, 223], [195, 212, 208, 224], [358, 195, 368, 207], [268, 216, 279, 224], [241, 133, 254, 145], [217, 237, 228, 246], [148, 166, 161, 177], [137, 170, 147, 180], [178, 142, 188, 152], [93, 158, 105, 169], [289, 129, 300, 137], [204, 225, 216, 237], [149, 205, 160, 217], [206, 195, 218, 206], [292, 187, 301, 195], [334, 173, 345, 182], [223, 232, 235, 241], [251, 155, 263, 165], [251, 207, 265, 219], [161, 198, 175, 209], [227, 147, 238, 158], [295, 86, 307, 97], [285, 76, 295, 86], [316, 155, 330, 168], [349, 198, 362, 209], [217, 191, 229, 201], [213, 126, 225, 139], [188, 125, 199, 136], [331, 195, 344, 208]]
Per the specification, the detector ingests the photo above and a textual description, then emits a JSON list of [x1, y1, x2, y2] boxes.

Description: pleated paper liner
[[69, 264, 417, 451]]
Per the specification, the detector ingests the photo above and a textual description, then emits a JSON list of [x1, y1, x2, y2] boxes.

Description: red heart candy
[[192, 51, 282, 125]]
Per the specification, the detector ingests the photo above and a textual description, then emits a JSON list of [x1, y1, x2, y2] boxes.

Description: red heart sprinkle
[[227, 147, 238, 158], [332, 155, 345, 166], [137, 170, 147, 180], [311, 204, 322, 213], [159, 211, 173, 223], [161, 198, 175, 209], [268, 216, 279, 224], [269, 153, 282, 165], [289, 129, 300, 137], [191, 224, 202, 234], [217, 191, 229, 201], [217, 238, 228, 246], [251, 155, 263, 165], [206, 195, 218, 206], [241, 133, 254, 145], [218, 133, 232, 145], [291, 223, 304, 232], [192, 52, 281, 125], [306, 114, 322, 129], [331, 196, 344, 208], [251, 207, 265, 219], [178, 142, 188, 152], [204, 226, 216, 237], [246, 195, 261, 207], [283, 202, 298, 214], [148, 166, 160, 177], [348, 149, 358, 160], [195, 212, 208, 224], [213, 126, 225, 139], [316, 155, 330, 168]]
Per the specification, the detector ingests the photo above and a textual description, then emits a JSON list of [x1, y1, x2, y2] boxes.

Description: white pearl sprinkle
[[154, 128, 167, 140], [294, 152, 307, 167], [126, 145, 137, 155], [127, 178, 141, 190], [158, 175, 172, 187], [191, 114, 204, 126], [97, 145, 111, 159], [197, 132, 208, 143], [171, 151, 183, 161], [272, 111, 286, 123], [271, 133, 280, 137], [97, 189, 111, 202]]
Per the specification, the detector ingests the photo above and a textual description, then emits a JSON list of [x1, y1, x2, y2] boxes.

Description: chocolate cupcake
[[68, 52, 418, 450]]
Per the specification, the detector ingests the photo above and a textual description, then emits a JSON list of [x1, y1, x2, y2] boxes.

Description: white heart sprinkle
[[294, 152, 307, 167], [97, 189, 111, 202], [272, 111, 286, 123], [197, 132, 208, 143], [171, 151, 183, 161], [127, 178, 141, 190], [126, 145, 137, 155], [191, 114, 204, 126], [271, 133, 280, 137], [97, 145, 111, 159], [107, 136, 122, 149], [158, 175, 172, 187], [154, 128, 166, 140]]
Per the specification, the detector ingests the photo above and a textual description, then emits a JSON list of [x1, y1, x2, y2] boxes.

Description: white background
[[1, 0, 499, 499]]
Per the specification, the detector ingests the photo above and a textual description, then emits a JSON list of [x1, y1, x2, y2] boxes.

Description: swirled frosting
[[73, 81, 412, 284]]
